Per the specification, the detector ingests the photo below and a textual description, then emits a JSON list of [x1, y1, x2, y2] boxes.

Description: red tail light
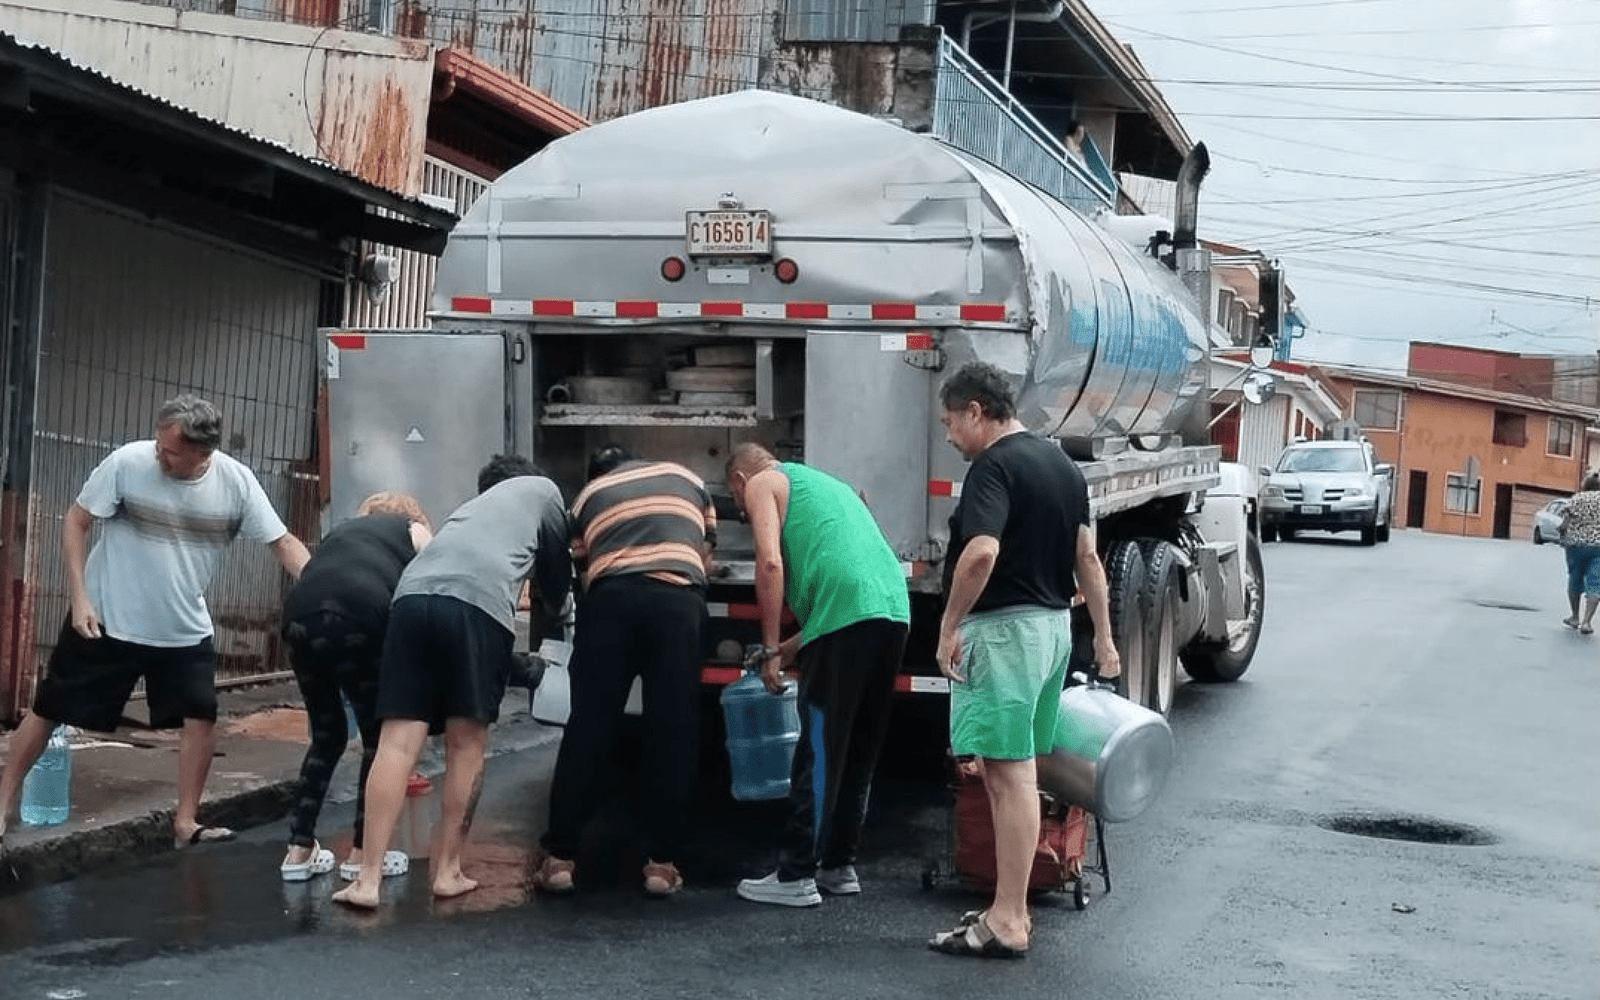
[[661, 257, 686, 281], [774, 258, 799, 284]]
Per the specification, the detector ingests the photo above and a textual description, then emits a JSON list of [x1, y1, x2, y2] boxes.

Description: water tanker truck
[[322, 89, 1265, 716]]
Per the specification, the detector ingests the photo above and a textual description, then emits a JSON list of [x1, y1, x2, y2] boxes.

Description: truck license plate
[[686, 210, 771, 257], [1300, 504, 1324, 515]]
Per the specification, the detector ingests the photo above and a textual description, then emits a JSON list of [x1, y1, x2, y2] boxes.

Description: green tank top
[[779, 462, 911, 645]]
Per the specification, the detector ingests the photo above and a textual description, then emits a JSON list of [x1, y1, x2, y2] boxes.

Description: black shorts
[[32, 618, 218, 732], [378, 594, 512, 735]]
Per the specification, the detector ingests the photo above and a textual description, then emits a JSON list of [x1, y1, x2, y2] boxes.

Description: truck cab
[[1258, 439, 1394, 545]]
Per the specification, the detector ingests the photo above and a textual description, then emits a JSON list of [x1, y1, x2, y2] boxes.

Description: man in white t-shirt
[[0, 395, 309, 850]]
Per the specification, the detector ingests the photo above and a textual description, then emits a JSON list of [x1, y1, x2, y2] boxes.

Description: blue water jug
[[721, 664, 800, 802], [20, 725, 72, 826]]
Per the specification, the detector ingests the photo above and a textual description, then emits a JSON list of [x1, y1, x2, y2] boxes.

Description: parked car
[[1258, 439, 1395, 546], [1532, 498, 1569, 545]]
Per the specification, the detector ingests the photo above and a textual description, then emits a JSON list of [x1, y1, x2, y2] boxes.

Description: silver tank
[[433, 89, 1210, 445]]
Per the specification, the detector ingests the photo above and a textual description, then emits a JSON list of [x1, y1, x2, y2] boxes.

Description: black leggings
[[777, 618, 907, 881], [283, 611, 383, 849]]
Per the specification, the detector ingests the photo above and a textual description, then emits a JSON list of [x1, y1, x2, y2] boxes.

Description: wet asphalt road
[[1, 529, 1596, 999]]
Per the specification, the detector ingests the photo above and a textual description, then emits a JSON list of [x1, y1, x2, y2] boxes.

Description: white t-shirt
[[77, 441, 288, 646]]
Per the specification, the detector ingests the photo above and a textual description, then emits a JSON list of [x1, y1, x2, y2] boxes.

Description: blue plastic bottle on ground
[[20, 725, 72, 826], [721, 668, 800, 802]]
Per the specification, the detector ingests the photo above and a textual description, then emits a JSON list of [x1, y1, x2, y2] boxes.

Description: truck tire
[[1139, 540, 1183, 717], [1103, 539, 1149, 706], [1180, 532, 1264, 683], [1260, 524, 1278, 543], [1376, 520, 1391, 543]]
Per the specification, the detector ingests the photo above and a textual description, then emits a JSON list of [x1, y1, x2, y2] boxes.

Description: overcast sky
[[1089, 0, 1599, 373]]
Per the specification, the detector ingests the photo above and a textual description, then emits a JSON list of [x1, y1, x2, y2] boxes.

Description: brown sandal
[[532, 854, 576, 894], [643, 860, 683, 897]]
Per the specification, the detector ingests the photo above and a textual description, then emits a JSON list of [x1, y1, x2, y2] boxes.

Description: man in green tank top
[[725, 442, 910, 907]]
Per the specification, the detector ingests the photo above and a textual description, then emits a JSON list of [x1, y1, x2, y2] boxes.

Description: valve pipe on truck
[[321, 89, 1266, 718]]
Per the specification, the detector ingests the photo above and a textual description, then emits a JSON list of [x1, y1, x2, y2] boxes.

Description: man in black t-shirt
[[929, 362, 1122, 959]]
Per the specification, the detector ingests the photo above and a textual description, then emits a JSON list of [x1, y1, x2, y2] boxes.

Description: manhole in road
[[1318, 812, 1498, 846]]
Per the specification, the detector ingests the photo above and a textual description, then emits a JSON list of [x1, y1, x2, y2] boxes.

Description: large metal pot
[[1037, 685, 1174, 823]]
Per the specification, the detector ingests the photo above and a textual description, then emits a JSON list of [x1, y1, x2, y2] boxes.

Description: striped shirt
[[77, 440, 287, 646], [571, 461, 716, 589]]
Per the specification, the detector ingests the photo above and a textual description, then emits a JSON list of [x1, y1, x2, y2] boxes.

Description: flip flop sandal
[[338, 851, 410, 881], [928, 915, 1028, 959], [280, 842, 337, 882], [176, 825, 235, 849]]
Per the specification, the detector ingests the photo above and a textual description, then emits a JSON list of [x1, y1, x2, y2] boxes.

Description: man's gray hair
[[156, 394, 223, 451]]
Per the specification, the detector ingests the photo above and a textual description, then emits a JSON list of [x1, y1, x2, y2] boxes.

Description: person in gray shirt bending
[[335, 455, 570, 909]]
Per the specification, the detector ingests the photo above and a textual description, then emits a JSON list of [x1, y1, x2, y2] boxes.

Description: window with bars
[[1547, 416, 1576, 458], [1352, 388, 1401, 431], [1445, 472, 1481, 514]]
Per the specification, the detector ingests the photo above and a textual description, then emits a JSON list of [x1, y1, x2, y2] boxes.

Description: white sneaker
[[816, 864, 861, 895], [737, 871, 822, 907]]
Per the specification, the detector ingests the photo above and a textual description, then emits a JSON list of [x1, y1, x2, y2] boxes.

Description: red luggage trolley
[[922, 761, 1111, 911]]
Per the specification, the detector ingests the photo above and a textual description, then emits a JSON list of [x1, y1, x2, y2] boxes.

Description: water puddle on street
[[0, 823, 544, 967]]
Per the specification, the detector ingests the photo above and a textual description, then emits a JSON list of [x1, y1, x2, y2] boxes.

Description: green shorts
[[949, 605, 1072, 760]]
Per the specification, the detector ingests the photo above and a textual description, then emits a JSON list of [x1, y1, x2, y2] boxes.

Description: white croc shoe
[[338, 850, 410, 881], [280, 842, 337, 882]]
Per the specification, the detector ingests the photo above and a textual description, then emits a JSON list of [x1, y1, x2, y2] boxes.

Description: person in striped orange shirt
[[534, 445, 716, 897]]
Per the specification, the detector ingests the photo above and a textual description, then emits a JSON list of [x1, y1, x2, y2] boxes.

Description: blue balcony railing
[[931, 35, 1116, 214]]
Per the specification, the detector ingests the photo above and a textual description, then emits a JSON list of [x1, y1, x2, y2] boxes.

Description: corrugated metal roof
[[0, 29, 455, 235]]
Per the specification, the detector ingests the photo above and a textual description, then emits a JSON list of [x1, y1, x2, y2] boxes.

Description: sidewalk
[[0, 679, 559, 895]]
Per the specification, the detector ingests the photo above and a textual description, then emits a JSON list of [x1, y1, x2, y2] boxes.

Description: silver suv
[[1259, 440, 1394, 546]]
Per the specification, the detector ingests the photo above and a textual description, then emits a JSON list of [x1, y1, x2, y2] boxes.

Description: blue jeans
[[1566, 545, 1600, 597]]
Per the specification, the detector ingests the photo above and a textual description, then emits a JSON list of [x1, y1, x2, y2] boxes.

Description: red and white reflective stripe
[[705, 601, 760, 621], [450, 297, 1007, 324], [928, 479, 963, 499], [328, 334, 367, 350], [707, 602, 795, 624], [699, 665, 950, 693], [879, 333, 935, 351], [701, 665, 744, 686], [894, 674, 950, 694]]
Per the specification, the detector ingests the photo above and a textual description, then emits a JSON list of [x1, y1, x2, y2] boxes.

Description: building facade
[[1326, 362, 1598, 541]]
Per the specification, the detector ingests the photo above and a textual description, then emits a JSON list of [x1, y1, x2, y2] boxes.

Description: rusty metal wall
[[54, 0, 944, 126], [780, 0, 932, 42], [344, 156, 490, 329], [21, 190, 322, 700], [0, 1, 433, 194]]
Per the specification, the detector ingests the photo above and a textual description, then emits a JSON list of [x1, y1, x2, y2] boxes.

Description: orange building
[[1324, 363, 1598, 540]]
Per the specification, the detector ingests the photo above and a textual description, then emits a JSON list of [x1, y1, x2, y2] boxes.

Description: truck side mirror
[[1375, 463, 1394, 477], [1258, 466, 1273, 479]]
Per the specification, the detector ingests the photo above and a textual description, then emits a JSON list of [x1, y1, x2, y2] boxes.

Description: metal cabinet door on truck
[[319, 330, 513, 530], [803, 329, 940, 564]]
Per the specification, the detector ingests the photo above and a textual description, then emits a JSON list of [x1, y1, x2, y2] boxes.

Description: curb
[[3, 777, 298, 894]]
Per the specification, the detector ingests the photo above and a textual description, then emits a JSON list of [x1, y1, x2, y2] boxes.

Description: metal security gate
[[18, 192, 323, 709]]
